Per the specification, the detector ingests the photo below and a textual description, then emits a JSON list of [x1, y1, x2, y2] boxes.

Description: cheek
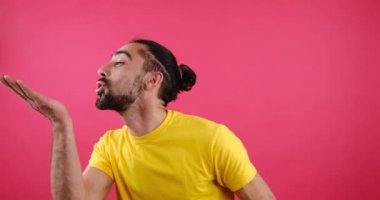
[[110, 68, 144, 93], [112, 77, 133, 94]]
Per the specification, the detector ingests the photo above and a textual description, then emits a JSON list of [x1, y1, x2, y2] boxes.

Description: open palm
[[0, 75, 71, 125]]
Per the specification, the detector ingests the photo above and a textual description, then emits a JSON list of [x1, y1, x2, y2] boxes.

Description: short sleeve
[[212, 125, 257, 192], [88, 132, 114, 180]]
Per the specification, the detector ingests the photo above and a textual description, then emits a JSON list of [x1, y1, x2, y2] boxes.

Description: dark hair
[[131, 39, 196, 106]]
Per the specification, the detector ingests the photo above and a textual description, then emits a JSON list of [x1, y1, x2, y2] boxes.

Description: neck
[[120, 100, 167, 136]]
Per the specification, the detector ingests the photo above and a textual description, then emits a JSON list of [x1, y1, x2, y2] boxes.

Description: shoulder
[[172, 111, 242, 146], [171, 110, 219, 125], [171, 110, 221, 129], [97, 126, 126, 143], [170, 110, 233, 138]]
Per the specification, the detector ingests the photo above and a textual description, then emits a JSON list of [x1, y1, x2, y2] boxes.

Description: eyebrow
[[112, 50, 133, 60]]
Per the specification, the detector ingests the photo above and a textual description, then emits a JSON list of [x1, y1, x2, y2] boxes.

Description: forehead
[[113, 43, 148, 59]]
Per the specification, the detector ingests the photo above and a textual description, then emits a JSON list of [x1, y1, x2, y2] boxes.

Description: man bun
[[178, 64, 196, 92]]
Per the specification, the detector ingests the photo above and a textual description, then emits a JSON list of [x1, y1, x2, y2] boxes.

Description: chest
[[110, 137, 217, 198]]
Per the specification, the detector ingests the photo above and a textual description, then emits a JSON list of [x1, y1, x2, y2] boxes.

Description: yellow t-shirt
[[88, 110, 256, 200]]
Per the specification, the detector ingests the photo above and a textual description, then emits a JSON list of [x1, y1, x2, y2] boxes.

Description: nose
[[97, 64, 110, 78]]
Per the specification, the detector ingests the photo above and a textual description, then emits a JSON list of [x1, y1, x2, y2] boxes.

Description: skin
[[0, 43, 276, 200]]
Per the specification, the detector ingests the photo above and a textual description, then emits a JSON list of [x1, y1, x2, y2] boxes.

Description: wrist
[[51, 118, 73, 131]]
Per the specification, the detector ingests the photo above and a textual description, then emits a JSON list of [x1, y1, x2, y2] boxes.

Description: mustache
[[98, 77, 110, 87]]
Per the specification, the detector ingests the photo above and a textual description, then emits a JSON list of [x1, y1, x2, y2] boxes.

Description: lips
[[96, 80, 107, 95], [96, 86, 105, 95]]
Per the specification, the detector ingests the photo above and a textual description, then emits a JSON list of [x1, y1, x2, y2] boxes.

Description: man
[[0, 39, 276, 200]]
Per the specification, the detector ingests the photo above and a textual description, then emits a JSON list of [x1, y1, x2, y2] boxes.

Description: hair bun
[[178, 64, 196, 91]]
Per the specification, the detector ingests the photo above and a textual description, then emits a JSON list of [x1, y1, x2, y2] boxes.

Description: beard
[[96, 74, 144, 113]]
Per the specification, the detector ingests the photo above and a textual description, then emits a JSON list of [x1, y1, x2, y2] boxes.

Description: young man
[[0, 39, 276, 200]]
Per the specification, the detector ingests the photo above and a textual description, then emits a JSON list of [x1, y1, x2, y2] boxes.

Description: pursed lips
[[96, 80, 107, 95]]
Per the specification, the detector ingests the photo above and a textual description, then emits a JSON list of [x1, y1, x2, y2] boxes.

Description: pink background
[[0, 0, 379, 199]]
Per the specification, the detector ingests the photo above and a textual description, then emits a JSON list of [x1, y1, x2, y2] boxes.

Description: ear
[[144, 71, 164, 91]]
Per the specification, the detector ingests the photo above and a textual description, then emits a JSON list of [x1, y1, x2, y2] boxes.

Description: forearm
[[51, 121, 85, 200]]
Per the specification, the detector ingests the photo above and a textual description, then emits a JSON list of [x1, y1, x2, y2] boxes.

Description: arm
[[51, 123, 113, 199], [83, 167, 113, 200], [50, 120, 86, 199], [0, 75, 112, 200], [235, 173, 276, 200]]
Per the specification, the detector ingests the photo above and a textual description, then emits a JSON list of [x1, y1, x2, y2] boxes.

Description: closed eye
[[114, 61, 125, 66]]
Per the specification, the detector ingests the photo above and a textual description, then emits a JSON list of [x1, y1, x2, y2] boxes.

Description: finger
[[15, 80, 42, 110], [16, 80, 35, 100], [1, 75, 55, 118], [1, 75, 20, 92], [1, 76, 40, 112], [16, 80, 54, 112], [1, 75, 28, 101], [14, 80, 33, 101], [0, 75, 6, 84], [14, 79, 49, 109]]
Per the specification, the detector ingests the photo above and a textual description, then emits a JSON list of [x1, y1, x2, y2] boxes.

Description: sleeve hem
[[230, 167, 257, 192], [88, 163, 114, 181]]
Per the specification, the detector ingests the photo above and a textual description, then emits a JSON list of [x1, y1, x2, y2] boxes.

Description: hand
[[0, 75, 72, 126]]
